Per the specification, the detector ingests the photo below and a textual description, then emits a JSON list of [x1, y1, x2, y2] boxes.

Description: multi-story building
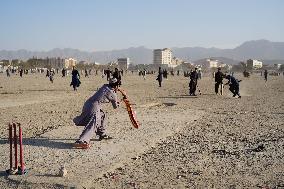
[[153, 48, 172, 65], [206, 59, 219, 68], [247, 59, 262, 69], [171, 57, 184, 66], [64, 58, 77, 68], [117, 58, 130, 70], [274, 64, 282, 69], [47, 57, 65, 68], [26, 57, 77, 69]]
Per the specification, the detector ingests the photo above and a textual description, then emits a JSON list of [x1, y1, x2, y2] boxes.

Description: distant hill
[[1, 40, 284, 64]]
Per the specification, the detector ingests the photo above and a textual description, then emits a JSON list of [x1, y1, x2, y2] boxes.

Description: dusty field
[[0, 72, 283, 189]]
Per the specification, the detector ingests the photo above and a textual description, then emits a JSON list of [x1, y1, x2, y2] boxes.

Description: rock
[[59, 165, 67, 177]]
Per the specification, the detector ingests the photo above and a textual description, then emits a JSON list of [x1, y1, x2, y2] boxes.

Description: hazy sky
[[1, 0, 283, 51]]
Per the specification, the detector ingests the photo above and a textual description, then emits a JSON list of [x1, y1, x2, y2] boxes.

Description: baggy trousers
[[229, 84, 240, 96], [215, 82, 222, 94], [79, 110, 106, 142], [189, 80, 197, 95]]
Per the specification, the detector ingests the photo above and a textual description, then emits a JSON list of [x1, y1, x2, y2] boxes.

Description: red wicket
[[7, 122, 26, 175]]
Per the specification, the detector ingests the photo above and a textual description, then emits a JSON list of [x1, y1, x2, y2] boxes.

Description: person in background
[[264, 69, 268, 82], [225, 75, 241, 98], [70, 66, 81, 91], [189, 68, 198, 96], [112, 68, 122, 86], [156, 67, 163, 87], [215, 67, 224, 95]]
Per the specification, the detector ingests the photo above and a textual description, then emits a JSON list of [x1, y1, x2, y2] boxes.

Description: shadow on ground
[[0, 137, 74, 149]]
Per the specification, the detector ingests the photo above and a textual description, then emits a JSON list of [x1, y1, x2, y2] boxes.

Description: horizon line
[[0, 39, 280, 52]]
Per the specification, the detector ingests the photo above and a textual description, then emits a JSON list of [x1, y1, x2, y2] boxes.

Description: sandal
[[99, 135, 113, 141], [73, 141, 90, 149]]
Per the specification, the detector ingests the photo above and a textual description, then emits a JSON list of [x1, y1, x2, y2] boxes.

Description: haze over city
[[1, 0, 284, 51]]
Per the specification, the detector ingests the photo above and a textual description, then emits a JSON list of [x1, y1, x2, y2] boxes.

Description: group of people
[[69, 67, 123, 91], [199, 67, 241, 98], [156, 66, 242, 98]]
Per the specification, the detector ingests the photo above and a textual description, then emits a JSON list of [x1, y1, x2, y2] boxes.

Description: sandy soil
[[0, 72, 283, 189]]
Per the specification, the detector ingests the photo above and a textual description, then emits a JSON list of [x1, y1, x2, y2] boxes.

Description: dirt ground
[[0, 71, 283, 189]]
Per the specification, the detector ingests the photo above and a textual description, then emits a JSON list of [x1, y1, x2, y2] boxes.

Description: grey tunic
[[73, 84, 118, 142]]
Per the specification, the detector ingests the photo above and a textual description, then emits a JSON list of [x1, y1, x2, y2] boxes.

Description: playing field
[[0, 72, 283, 188]]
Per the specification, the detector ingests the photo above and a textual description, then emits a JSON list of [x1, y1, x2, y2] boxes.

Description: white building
[[64, 58, 77, 68], [117, 58, 130, 70], [274, 64, 282, 69], [206, 59, 219, 68], [153, 48, 172, 65], [247, 59, 262, 69]]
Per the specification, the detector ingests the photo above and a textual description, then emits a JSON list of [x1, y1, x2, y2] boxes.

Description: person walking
[[85, 69, 89, 78], [49, 70, 55, 83], [6, 69, 10, 77], [156, 67, 163, 87], [19, 69, 23, 77], [264, 70, 268, 82], [70, 66, 81, 91]]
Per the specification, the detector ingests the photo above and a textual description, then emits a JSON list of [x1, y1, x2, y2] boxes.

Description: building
[[274, 64, 282, 69], [0, 60, 10, 65], [47, 57, 65, 68], [247, 59, 263, 69], [64, 58, 77, 68], [25, 57, 76, 69], [171, 57, 184, 66], [117, 58, 130, 70], [153, 48, 172, 65], [78, 61, 90, 65], [206, 59, 219, 68]]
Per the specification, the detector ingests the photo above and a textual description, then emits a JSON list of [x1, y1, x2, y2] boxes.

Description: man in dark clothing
[[19, 69, 23, 77], [264, 70, 268, 82], [70, 66, 81, 91], [85, 69, 89, 77], [105, 69, 111, 81], [163, 70, 168, 79], [6, 69, 10, 77], [62, 68, 66, 77], [46, 69, 50, 77], [49, 70, 55, 83], [189, 68, 198, 96], [225, 75, 241, 98], [215, 67, 224, 95], [156, 67, 163, 87], [112, 68, 122, 86]]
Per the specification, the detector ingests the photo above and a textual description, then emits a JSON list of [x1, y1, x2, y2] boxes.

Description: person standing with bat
[[215, 67, 225, 95]]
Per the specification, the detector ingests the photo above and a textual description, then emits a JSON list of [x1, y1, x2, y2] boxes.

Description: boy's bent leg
[[96, 110, 106, 137], [78, 113, 98, 143], [229, 85, 235, 95]]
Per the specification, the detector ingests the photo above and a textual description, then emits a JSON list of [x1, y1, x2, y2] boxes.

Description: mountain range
[[1, 40, 284, 65]]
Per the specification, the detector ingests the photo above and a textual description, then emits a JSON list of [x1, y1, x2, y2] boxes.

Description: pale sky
[[0, 0, 283, 51]]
